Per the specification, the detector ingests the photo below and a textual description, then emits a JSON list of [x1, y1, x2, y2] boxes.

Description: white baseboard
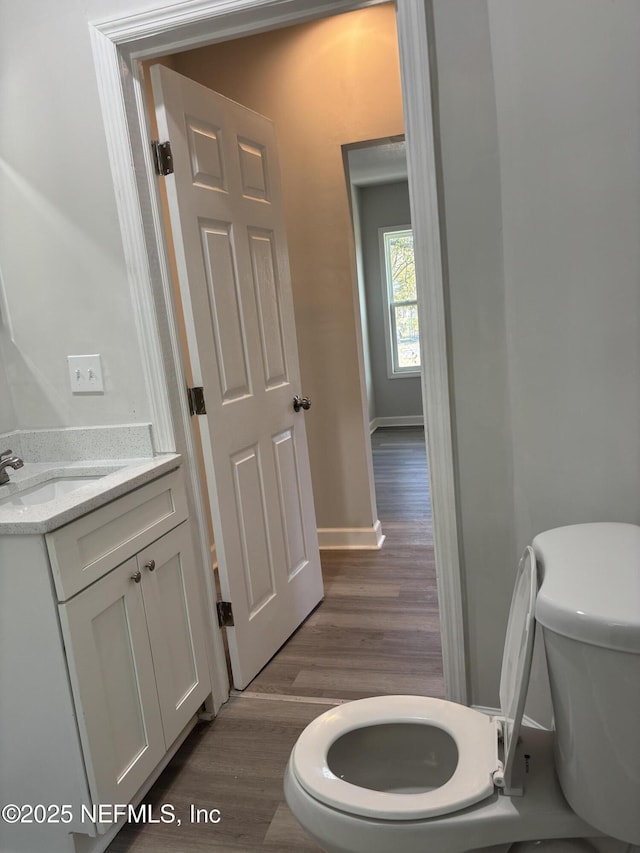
[[370, 415, 424, 433], [471, 705, 549, 731], [318, 520, 385, 550]]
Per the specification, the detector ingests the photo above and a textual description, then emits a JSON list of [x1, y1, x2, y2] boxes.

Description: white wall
[[0, 0, 151, 430], [431, 0, 640, 717], [487, 0, 640, 722], [431, 0, 516, 708], [489, 0, 640, 543]]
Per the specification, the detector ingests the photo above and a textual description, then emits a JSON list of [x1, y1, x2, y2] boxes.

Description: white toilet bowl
[[284, 716, 596, 853], [285, 526, 640, 852], [291, 695, 497, 819]]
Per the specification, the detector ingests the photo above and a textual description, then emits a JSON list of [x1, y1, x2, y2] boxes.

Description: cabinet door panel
[[59, 558, 165, 812], [139, 523, 210, 746]]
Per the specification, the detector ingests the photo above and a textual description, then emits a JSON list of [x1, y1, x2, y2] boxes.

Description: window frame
[[378, 225, 421, 379]]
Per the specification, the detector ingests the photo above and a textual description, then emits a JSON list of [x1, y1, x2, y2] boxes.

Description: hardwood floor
[[106, 696, 331, 852], [247, 426, 443, 701], [107, 427, 441, 852], [370, 425, 433, 528]]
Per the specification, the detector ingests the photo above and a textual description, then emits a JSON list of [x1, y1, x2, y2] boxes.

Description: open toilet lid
[[499, 545, 538, 786]]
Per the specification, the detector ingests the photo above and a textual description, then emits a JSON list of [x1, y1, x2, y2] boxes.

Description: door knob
[[131, 570, 142, 583], [293, 395, 311, 412], [145, 560, 156, 572]]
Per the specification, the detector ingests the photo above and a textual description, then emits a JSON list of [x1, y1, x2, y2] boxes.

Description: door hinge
[[152, 140, 174, 176], [216, 601, 234, 628], [187, 386, 206, 416]]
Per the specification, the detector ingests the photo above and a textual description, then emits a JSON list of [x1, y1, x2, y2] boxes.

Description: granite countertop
[[0, 454, 182, 534]]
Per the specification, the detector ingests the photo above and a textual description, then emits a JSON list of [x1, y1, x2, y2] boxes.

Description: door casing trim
[[88, 0, 468, 707]]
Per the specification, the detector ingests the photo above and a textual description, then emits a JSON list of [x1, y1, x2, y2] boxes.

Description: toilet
[[284, 522, 640, 853]]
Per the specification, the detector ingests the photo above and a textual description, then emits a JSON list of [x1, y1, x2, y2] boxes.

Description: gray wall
[[490, 0, 640, 545], [431, 0, 516, 710], [488, 0, 640, 721], [358, 181, 423, 422], [432, 0, 640, 718]]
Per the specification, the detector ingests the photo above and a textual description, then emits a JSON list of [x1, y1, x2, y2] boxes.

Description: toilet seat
[[291, 695, 500, 819], [291, 547, 539, 821]]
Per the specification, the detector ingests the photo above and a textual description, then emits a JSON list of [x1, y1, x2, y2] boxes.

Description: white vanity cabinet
[[0, 465, 212, 853], [59, 521, 210, 811]]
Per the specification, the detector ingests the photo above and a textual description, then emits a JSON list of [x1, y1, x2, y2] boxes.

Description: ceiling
[[347, 140, 407, 186]]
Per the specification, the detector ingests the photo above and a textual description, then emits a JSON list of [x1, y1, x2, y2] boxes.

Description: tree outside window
[[380, 227, 421, 376]]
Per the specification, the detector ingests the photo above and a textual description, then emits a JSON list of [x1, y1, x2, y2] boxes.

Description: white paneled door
[[151, 65, 323, 689]]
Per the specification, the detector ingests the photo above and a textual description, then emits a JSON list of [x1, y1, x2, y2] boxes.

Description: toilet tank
[[533, 523, 640, 846]]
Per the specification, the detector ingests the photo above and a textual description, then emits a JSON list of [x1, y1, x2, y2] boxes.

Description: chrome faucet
[[0, 450, 24, 485]]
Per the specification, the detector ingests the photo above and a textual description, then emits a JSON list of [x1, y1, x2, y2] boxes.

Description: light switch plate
[[68, 354, 104, 394]]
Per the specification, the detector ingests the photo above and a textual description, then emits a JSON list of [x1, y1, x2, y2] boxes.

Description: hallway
[[108, 427, 442, 851]]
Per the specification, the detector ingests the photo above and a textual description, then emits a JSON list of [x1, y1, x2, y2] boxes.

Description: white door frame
[[88, 0, 468, 706]]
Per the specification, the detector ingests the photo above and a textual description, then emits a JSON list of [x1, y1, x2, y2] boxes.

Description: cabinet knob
[[145, 560, 156, 572], [131, 570, 142, 583]]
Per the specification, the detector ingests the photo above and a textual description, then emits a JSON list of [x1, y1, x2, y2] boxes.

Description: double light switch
[[68, 354, 104, 394]]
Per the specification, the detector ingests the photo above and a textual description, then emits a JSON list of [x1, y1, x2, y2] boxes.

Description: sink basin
[[0, 476, 101, 508]]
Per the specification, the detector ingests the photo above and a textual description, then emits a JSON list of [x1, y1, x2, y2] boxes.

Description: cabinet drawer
[[47, 469, 188, 601]]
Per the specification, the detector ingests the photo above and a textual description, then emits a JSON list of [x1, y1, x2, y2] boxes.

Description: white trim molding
[[396, 0, 467, 703], [89, 25, 175, 455], [370, 415, 424, 432], [318, 520, 385, 550], [91, 0, 382, 55], [88, 0, 466, 707]]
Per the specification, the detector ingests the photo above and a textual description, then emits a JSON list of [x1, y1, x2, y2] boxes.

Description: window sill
[[388, 369, 422, 380]]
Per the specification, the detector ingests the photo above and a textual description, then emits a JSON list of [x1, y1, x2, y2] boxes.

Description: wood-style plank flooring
[[107, 427, 441, 852], [247, 426, 442, 701]]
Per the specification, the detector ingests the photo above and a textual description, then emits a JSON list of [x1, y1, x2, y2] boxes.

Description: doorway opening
[[144, 5, 440, 696], [90, 0, 466, 710], [343, 138, 426, 518], [246, 423, 441, 700]]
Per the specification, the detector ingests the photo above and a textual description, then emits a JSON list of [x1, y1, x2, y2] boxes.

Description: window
[[380, 226, 421, 377]]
